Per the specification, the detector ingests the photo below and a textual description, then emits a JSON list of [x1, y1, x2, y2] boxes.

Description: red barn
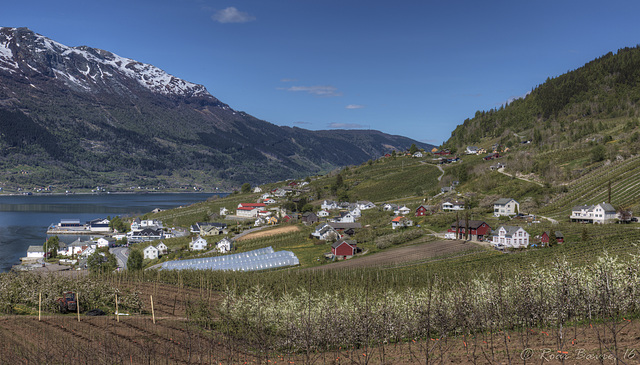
[[331, 239, 357, 257], [448, 220, 492, 241], [415, 205, 432, 216], [541, 231, 564, 245]]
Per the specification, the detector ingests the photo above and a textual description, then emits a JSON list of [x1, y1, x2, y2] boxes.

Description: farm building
[[447, 220, 492, 241], [331, 239, 357, 258]]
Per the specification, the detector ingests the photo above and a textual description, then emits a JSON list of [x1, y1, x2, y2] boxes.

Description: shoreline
[[0, 191, 231, 197]]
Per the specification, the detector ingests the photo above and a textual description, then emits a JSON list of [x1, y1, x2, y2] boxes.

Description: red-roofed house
[[238, 203, 267, 209], [236, 207, 259, 218], [392, 216, 414, 229]]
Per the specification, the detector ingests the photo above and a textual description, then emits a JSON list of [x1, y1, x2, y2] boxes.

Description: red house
[[415, 205, 432, 217], [331, 239, 357, 257], [540, 231, 564, 245], [434, 149, 451, 156], [447, 220, 492, 241]]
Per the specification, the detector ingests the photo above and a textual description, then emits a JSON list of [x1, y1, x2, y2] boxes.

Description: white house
[[156, 242, 168, 255], [253, 186, 263, 193], [493, 198, 520, 217], [357, 201, 376, 210], [60, 239, 93, 257], [219, 207, 229, 216], [350, 207, 362, 218], [392, 216, 413, 229], [331, 211, 356, 223], [97, 237, 116, 248], [317, 209, 331, 218], [465, 146, 482, 155], [570, 203, 617, 224], [311, 223, 340, 241], [492, 226, 530, 249], [321, 200, 339, 210], [26, 245, 45, 259], [144, 245, 159, 260], [79, 246, 96, 258], [88, 218, 111, 232], [412, 151, 424, 158], [396, 205, 411, 216], [190, 236, 208, 251], [263, 198, 277, 204], [236, 206, 259, 218], [442, 200, 465, 211], [383, 203, 398, 212], [216, 238, 233, 253]]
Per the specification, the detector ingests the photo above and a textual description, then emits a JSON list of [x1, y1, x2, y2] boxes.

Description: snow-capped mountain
[[0, 27, 212, 99], [0, 27, 432, 189]]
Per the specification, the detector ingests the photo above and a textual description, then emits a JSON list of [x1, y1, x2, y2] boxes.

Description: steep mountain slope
[[445, 46, 640, 151], [0, 27, 432, 190]]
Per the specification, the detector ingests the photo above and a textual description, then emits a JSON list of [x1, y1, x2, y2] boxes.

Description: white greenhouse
[[160, 247, 299, 271]]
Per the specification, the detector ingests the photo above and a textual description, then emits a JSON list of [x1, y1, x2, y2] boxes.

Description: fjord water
[[0, 193, 219, 272]]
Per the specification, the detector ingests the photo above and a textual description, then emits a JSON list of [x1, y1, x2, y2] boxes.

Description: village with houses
[[17, 142, 639, 273]]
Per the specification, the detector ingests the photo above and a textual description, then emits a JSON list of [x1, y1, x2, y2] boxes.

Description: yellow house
[[268, 216, 279, 225]]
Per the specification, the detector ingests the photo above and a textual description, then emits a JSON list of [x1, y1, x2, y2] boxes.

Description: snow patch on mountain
[[0, 27, 212, 99]]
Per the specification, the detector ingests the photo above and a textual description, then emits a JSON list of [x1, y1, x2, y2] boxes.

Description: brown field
[[235, 225, 300, 242], [1, 280, 639, 363], [309, 239, 478, 270]]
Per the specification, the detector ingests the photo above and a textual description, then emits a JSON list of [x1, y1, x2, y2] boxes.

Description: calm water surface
[[0, 193, 221, 272]]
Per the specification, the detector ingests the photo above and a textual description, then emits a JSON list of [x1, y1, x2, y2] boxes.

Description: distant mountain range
[[0, 27, 432, 190]]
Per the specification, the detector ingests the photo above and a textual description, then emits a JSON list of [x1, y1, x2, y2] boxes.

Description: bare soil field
[[1, 310, 639, 364], [309, 239, 478, 270], [235, 225, 300, 242]]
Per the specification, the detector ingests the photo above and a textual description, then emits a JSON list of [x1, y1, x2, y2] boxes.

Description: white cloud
[[279, 85, 342, 97], [328, 122, 367, 129], [212, 7, 256, 23], [345, 104, 364, 109]]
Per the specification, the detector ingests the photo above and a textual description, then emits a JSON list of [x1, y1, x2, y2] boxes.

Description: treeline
[[446, 45, 640, 149]]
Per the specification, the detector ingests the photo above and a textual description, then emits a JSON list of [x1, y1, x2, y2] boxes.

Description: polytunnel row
[[160, 246, 300, 271]]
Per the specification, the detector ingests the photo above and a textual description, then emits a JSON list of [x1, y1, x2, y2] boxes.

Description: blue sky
[[2, 0, 640, 145]]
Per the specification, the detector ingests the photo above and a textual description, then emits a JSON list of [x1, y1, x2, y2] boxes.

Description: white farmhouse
[[189, 236, 208, 251], [26, 245, 45, 259], [216, 238, 233, 253], [317, 209, 331, 218], [321, 200, 339, 210], [144, 245, 159, 260], [570, 202, 617, 224], [396, 205, 411, 216], [492, 226, 530, 249], [156, 242, 168, 255], [493, 198, 520, 217], [442, 199, 465, 211], [357, 201, 376, 210], [97, 237, 116, 248]]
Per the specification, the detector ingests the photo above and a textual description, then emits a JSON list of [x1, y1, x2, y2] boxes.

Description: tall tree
[[127, 250, 144, 271], [43, 236, 59, 258]]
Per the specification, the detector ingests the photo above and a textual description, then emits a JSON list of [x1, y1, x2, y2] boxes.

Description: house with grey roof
[[570, 202, 617, 224], [493, 198, 519, 217], [492, 226, 530, 249]]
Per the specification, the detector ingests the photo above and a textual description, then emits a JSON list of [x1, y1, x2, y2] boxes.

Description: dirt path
[[308, 239, 477, 270], [497, 167, 544, 186], [234, 225, 299, 242]]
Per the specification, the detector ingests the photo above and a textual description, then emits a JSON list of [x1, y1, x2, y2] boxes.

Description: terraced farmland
[[537, 155, 640, 220]]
